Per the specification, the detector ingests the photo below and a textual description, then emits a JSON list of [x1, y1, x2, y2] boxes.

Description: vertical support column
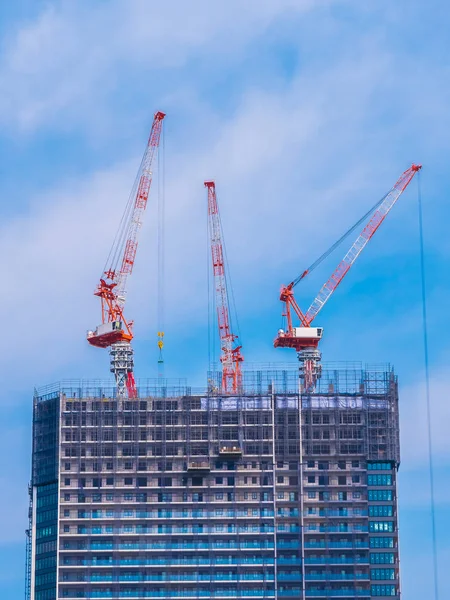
[[109, 342, 134, 397], [270, 387, 278, 600], [297, 384, 306, 600]]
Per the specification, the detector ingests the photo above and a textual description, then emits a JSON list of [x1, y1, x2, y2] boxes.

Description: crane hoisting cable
[[275, 164, 422, 390], [87, 111, 165, 397]]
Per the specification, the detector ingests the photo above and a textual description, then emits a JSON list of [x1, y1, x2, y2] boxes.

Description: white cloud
[[0, 0, 323, 131]]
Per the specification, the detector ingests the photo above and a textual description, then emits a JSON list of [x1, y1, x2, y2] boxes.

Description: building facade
[[27, 365, 400, 600]]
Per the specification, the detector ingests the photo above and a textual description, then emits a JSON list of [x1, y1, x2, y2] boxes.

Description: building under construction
[[27, 363, 400, 600]]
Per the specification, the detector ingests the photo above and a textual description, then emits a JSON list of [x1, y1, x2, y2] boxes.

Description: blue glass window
[[370, 552, 395, 564], [367, 474, 393, 486], [371, 568, 396, 580], [369, 521, 394, 533], [370, 537, 394, 549], [371, 584, 397, 595], [369, 505, 393, 517]]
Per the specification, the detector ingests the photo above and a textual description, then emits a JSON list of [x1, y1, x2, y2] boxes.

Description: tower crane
[[205, 181, 244, 394], [275, 164, 421, 390], [87, 111, 165, 397]]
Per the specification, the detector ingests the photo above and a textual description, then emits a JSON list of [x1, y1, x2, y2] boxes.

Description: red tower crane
[[205, 181, 244, 394], [87, 111, 165, 397], [275, 164, 421, 390]]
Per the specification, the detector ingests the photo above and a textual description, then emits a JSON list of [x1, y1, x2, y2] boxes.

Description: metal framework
[[205, 181, 243, 394]]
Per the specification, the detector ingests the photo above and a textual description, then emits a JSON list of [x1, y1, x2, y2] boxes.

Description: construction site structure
[[28, 363, 400, 600], [205, 181, 244, 394], [87, 111, 165, 398], [275, 164, 421, 391]]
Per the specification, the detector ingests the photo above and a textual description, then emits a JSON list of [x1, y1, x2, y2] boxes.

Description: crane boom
[[304, 164, 421, 325], [115, 112, 165, 306], [275, 163, 421, 390], [205, 181, 243, 394], [87, 111, 165, 397]]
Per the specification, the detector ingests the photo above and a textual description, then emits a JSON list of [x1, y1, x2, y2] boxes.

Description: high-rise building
[[27, 364, 400, 600]]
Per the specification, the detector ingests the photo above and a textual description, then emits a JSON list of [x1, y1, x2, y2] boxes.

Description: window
[[368, 474, 393, 486], [371, 584, 396, 596], [63, 525, 70, 532], [64, 478, 70, 486], [106, 478, 113, 486], [369, 505, 393, 518], [370, 521, 394, 533], [338, 461, 346, 470], [307, 491, 316, 499], [368, 462, 393, 471], [307, 460, 315, 469], [368, 490, 393, 502], [64, 463, 71, 471], [338, 476, 346, 485], [352, 492, 361, 499], [124, 478, 133, 486], [338, 491, 347, 501], [370, 553, 395, 565], [370, 537, 394, 549], [64, 510, 70, 517], [318, 462, 329, 470], [277, 492, 285, 500], [277, 476, 284, 484], [137, 477, 147, 487], [216, 477, 223, 484], [216, 493, 223, 500], [64, 494, 70, 501], [307, 476, 315, 484], [318, 476, 329, 486], [371, 568, 395, 580], [352, 475, 360, 484], [352, 460, 360, 468]]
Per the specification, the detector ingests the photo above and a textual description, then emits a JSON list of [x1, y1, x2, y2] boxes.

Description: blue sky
[[1, 1, 449, 597]]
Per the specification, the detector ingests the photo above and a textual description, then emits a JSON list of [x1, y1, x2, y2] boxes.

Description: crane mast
[[87, 111, 165, 397], [275, 164, 421, 390], [205, 181, 243, 394]]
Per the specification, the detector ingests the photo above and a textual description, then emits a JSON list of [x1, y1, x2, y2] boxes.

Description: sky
[[0, 0, 449, 597]]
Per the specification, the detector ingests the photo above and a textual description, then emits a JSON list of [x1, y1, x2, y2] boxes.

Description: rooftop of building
[[34, 362, 396, 402]]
